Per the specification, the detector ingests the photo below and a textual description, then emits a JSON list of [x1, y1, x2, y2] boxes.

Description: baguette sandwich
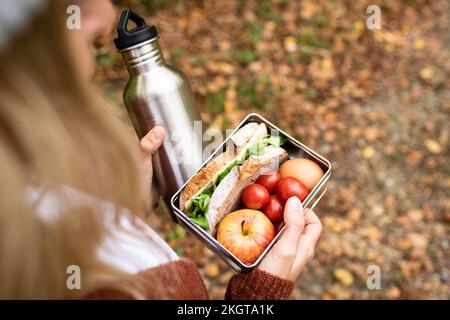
[[181, 122, 288, 234]]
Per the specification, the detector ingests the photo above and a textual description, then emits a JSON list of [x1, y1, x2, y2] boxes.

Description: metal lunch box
[[170, 113, 331, 273]]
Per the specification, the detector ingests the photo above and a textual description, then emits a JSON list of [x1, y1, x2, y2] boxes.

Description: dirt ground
[[96, 0, 449, 299]]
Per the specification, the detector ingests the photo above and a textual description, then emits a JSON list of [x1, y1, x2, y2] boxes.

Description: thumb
[[280, 196, 305, 245], [140, 126, 165, 154]]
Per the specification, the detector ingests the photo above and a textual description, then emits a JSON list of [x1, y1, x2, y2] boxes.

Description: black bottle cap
[[114, 9, 158, 51]]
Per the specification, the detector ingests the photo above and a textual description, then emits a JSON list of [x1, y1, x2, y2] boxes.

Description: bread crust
[[180, 150, 235, 210]]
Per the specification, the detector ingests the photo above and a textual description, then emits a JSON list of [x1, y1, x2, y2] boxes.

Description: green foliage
[[236, 81, 265, 110], [237, 0, 247, 10], [96, 53, 114, 67], [312, 14, 329, 27], [237, 49, 257, 66], [299, 45, 312, 63], [191, 56, 205, 67], [166, 225, 187, 241], [206, 90, 226, 114], [153, 196, 170, 217], [302, 31, 317, 45], [304, 88, 317, 100], [246, 21, 263, 44], [257, 73, 271, 85], [257, 0, 283, 21], [170, 47, 184, 60]]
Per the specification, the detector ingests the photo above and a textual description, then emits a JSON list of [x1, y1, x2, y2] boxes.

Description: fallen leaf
[[217, 62, 235, 75], [333, 268, 354, 286], [366, 251, 377, 261], [363, 146, 375, 159], [205, 262, 220, 277], [309, 56, 336, 80], [386, 286, 402, 299], [300, 1, 318, 19], [407, 209, 423, 222], [322, 292, 333, 300], [424, 139, 442, 154], [364, 127, 379, 141], [348, 208, 362, 222], [283, 36, 298, 52], [324, 129, 337, 142], [384, 195, 395, 209], [408, 233, 428, 251], [328, 285, 352, 299], [363, 226, 382, 241], [419, 67, 434, 80], [413, 39, 426, 50]]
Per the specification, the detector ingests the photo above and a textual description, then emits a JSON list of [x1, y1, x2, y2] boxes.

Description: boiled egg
[[279, 158, 324, 191]]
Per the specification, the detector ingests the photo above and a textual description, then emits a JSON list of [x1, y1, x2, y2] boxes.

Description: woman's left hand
[[140, 126, 166, 211]]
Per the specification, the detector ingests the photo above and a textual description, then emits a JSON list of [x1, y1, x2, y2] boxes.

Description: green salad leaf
[[247, 133, 287, 158], [216, 160, 238, 185], [188, 194, 210, 230], [188, 193, 210, 216], [189, 216, 209, 230]]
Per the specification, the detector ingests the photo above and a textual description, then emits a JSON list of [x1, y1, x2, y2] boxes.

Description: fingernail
[[150, 126, 163, 141], [286, 196, 302, 210]]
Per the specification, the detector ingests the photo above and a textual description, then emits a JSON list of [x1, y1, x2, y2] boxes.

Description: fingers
[[140, 126, 165, 154], [293, 210, 322, 271], [283, 196, 305, 242], [258, 200, 320, 281], [257, 197, 306, 280], [302, 210, 322, 244], [273, 197, 305, 256]]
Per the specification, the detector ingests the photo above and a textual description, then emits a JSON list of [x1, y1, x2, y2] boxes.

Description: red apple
[[216, 209, 275, 264]]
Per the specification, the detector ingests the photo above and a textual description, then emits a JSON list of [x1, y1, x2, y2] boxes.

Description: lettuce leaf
[[189, 216, 209, 230], [216, 160, 238, 185], [244, 133, 287, 159]]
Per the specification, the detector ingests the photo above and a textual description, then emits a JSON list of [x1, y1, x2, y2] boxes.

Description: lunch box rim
[[170, 112, 331, 273]]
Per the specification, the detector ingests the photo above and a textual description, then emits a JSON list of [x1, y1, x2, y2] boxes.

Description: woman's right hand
[[258, 196, 322, 282]]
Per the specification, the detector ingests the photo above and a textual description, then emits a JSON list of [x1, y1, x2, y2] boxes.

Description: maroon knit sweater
[[86, 258, 294, 300]]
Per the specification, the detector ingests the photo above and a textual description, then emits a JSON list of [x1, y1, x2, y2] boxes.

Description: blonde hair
[[0, 1, 163, 299]]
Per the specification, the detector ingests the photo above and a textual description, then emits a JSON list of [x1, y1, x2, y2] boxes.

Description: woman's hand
[[258, 196, 322, 282], [140, 126, 165, 211]]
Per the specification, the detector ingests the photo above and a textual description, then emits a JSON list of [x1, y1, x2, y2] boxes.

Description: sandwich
[[180, 122, 288, 234]]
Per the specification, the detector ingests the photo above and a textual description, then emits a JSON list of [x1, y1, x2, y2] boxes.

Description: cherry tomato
[[262, 195, 285, 223], [256, 172, 281, 194], [242, 184, 270, 209], [274, 222, 284, 233], [277, 177, 309, 202]]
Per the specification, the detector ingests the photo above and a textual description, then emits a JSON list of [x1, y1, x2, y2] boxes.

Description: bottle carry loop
[[114, 9, 158, 51]]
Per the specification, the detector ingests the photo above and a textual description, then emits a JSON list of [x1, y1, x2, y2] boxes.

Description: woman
[[0, 0, 322, 299]]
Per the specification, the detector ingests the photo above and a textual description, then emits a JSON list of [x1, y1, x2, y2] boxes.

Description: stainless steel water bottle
[[114, 10, 204, 217]]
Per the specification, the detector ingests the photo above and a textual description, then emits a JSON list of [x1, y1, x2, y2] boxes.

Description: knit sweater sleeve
[[225, 268, 294, 300], [85, 259, 209, 300], [85, 258, 294, 300]]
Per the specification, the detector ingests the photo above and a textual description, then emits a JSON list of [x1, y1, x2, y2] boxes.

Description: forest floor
[[96, 0, 449, 299]]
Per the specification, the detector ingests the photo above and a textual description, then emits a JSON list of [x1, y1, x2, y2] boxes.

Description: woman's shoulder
[[85, 258, 209, 300]]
